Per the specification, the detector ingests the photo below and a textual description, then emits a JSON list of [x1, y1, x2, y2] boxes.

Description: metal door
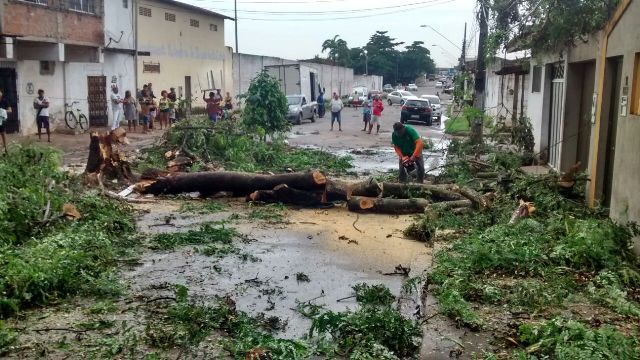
[[87, 76, 107, 127], [548, 63, 565, 170], [0, 68, 19, 133]]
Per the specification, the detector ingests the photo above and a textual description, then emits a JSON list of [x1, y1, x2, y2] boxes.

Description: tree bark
[[248, 184, 327, 207], [85, 129, 134, 184], [325, 178, 381, 201], [139, 170, 326, 196], [380, 183, 465, 201], [428, 199, 473, 211], [452, 185, 494, 210], [347, 196, 430, 214]]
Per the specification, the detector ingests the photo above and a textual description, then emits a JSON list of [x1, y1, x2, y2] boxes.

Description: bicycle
[[64, 101, 89, 130]]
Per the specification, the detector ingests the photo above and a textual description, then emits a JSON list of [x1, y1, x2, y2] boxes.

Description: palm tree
[[321, 35, 350, 65]]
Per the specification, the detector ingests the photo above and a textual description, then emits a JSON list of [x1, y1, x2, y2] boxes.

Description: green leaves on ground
[[138, 117, 352, 175], [150, 222, 238, 250]]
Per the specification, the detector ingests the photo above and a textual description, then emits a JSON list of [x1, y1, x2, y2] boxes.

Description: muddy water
[[127, 202, 430, 339]]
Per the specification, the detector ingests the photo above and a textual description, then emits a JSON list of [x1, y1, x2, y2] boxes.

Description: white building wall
[[353, 75, 383, 91], [16, 60, 64, 135]]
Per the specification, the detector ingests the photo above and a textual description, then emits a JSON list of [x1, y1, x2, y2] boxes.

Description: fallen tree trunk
[[248, 184, 327, 207], [347, 196, 430, 214], [380, 183, 464, 202], [325, 178, 381, 201], [428, 199, 473, 211], [452, 186, 494, 210], [85, 129, 134, 186], [139, 170, 326, 196]]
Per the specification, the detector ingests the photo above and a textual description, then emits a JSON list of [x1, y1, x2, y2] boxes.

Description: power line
[[203, 0, 447, 15], [231, 0, 456, 21]]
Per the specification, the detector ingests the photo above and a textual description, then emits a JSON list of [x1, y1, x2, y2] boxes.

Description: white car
[[387, 91, 415, 105], [435, 81, 444, 88], [407, 83, 418, 91], [420, 94, 442, 122]]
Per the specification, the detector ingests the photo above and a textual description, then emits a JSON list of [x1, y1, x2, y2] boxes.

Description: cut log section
[[347, 196, 430, 214], [85, 129, 134, 185], [325, 178, 381, 201], [380, 183, 464, 202], [248, 184, 329, 207], [139, 170, 327, 196]]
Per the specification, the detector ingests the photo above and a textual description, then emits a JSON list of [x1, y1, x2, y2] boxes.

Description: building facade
[[0, 0, 105, 134], [135, 0, 233, 109]]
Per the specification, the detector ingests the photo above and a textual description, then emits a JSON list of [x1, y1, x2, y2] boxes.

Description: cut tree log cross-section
[[347, 196, 430, 214], [138, 170, 327, 196]]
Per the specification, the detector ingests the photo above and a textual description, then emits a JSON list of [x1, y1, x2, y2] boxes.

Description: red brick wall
[[4, 1, 103, 45]]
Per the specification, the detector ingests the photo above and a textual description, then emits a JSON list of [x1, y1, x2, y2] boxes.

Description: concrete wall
[[602, 0, 640, 241], [485, 59, 529, 126], [137, 0, 232, 108], [15, 60, 65, 134], [353, 74, 383, 92], [300, 62, 353, 97], [233, 53, 295, 95]]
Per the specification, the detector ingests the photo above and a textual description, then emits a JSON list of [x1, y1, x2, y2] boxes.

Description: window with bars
[[190, 19, 199, 27], [139, 6, 151, 17], [143, 62, 160, 73], [165, 12, 176, 22], [68, 0, 95, 13], [531, 65, 542, 93], [210, 24, 218, 32], [20, 0, 48, 5], [551, 62, 565, 80]]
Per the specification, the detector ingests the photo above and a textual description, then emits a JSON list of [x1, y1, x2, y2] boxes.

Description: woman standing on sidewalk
[[123, 90, 137, 133]]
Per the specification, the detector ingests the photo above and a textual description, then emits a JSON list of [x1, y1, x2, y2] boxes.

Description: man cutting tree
[[392, 122, 425, 183]]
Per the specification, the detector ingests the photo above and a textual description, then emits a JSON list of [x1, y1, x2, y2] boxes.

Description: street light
[[363, 49, 368, 75], [420, 25, 461, 51]]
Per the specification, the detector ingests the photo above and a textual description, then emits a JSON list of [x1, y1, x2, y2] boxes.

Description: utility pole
[[471, 0, 489, 143], [235, 0, 240, 96], [460, 22, 467, 71]]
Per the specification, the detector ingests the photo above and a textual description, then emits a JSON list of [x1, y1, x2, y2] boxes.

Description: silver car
[[420, 94, 442, 122], [387, 91, 415, 106], [286, 95, 317, 125]]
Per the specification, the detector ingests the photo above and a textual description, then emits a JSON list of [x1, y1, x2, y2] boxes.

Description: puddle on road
[[127, 202, 431, 339]]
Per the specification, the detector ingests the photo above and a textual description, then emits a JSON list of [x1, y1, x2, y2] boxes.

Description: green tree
[[242, 71, 289, 139], [486, 0, 616, 56], [321, 35, 351, 67], [365, 31, 404, 84], [397, 41, 436, 84]]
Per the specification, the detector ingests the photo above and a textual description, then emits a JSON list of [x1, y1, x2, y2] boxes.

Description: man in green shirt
[[392, 122, 425, 183]]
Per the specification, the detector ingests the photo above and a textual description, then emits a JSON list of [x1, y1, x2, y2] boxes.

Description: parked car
[[387, 91, 415, 105], [407, 83, 418, 91], [368, 90, 383, 99], [348, 86, 368, 106], [443, 86, 454, 94], [435, 81, 444, 88], [401, 98, 433, 125], [383, 84, 394, 93], [420, 94, 442, 122], [286, 95, 317, 125]]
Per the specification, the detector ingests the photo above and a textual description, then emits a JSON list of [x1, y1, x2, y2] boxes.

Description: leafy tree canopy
[[486, 0, 617, 56], [241, 70, 289, 138]]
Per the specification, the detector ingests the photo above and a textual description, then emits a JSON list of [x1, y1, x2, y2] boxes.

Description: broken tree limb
[[248, 184, 329, 207], [451, 186, 494, 210], [325, 178, 381, 201], [347, 196, 430, 214], [85, 129, 134, 185], [428, 199, 473, 212], [380, 183, 464, 202], [139, 170, 326, 196]]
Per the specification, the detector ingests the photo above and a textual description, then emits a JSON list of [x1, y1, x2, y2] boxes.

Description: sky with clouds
[[178, 0, 479, 68]]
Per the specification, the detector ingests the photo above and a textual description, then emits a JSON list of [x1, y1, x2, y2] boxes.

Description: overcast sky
[[179, 0, 479, 68]]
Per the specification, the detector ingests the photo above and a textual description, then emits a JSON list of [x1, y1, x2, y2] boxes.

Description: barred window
[[531, 65, 542, 93], [165, 12, 176, 22], [190, 19, 199, 27], [21, 0, 48, 5], [210, 24, 218, 32], [143, 62, 160, 74], [68, 0, 95, 13], [139, 6, 152, 17]]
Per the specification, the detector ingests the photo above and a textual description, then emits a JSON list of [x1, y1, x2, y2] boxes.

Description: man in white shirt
[[111, 85, 123, 130], [33, 89, 50, 142], [330, 92, 343, 131]]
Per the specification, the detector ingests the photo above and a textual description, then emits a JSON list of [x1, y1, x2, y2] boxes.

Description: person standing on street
[[361, 94, 371, 131], [317, 91, 325, 118], [330, 92, 343, 131], [224, 91, 233, 110], [168, 87, 177, 123], [110, 85, 123, 130], [204, 91, 220, 123], [0, 90, 11, 154], [392, 122, 425, 183], [158, 90, 170, 130], [370, 95, 384, 134], [33, 89, 50, 142], [123, 90, 137, 133]]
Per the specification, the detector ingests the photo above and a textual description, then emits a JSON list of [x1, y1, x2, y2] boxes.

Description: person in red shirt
[[369, 95, 384, 134]]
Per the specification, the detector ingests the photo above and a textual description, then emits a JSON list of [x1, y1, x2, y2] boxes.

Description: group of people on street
[[204, 89, 233, 123]]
